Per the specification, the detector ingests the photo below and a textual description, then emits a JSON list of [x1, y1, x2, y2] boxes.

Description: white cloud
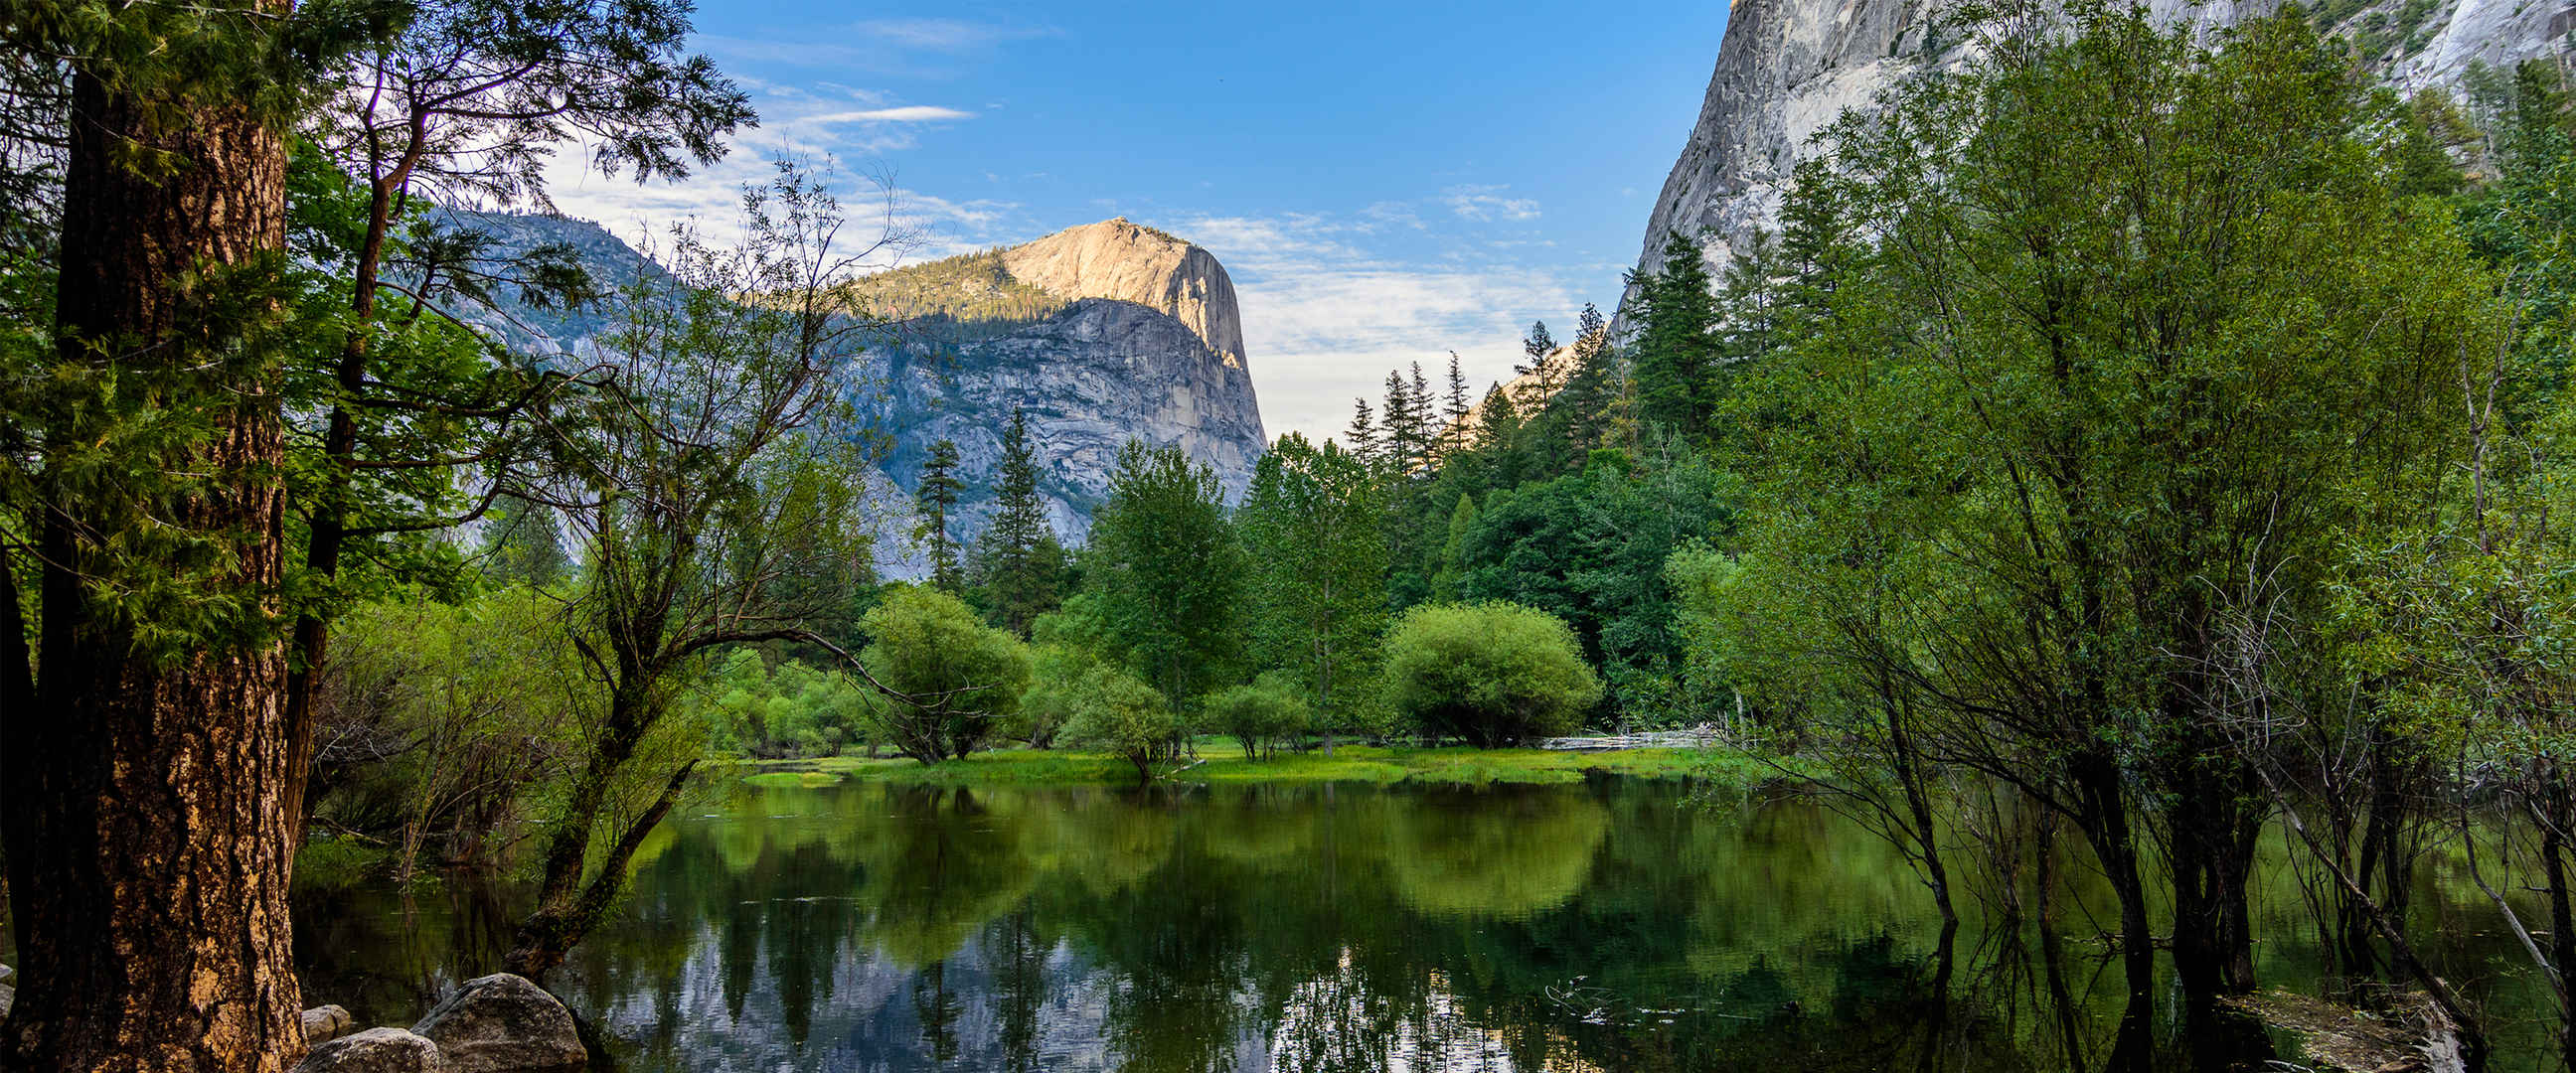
[[1441, 184, 1541, 223], [848, 17, 1057, 51], [810, 105, 976, 124], [1154, 212, 1580, 445]]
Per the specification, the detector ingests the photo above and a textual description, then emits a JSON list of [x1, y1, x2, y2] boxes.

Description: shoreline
[[726, 743, 1780, 789]]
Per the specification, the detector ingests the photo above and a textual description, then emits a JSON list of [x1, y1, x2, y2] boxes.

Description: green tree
[[860, 584, 1035, 763], [1084, 440, 1245, 708], [503, 167, 884, 982], [914, 438, 965, 592], [282, 0, 752, 847], [1380, 602, 1602, 747], [1343, 396, 1380, 466], [1440, 352, 1474, 455], [0, 4, 319, 1065], [971, 408, 1070, 634], [1459, 445, 1735, 725], [1429, 493, 1477, 601], [479, 494, 570, 589], [1236, 433, 1386, 751], [1207, 674, 1311, 760], [1627, 230, 1720, 441], [1716, 7, 2501, 1045], [1060, 664, 1193, 782], [1380, 367, 1432, 477]]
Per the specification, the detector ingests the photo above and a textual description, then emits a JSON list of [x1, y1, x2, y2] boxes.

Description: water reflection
[[291, 779, 2550, 1072]]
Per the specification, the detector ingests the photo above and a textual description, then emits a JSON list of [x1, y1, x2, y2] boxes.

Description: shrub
[[861, 585, 1035, 762], [1060, 665, 1192, 781], [1011, 644, 1092, 748], [1206, 673, 1311, 759], [1380, 601, 1604, 747]]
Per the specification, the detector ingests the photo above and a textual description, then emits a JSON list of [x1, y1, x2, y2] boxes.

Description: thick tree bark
[[0, 25, 302, 1073]]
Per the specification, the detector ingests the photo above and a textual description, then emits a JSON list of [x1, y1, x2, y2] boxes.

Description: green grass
[[726, 741, 1783, 789]]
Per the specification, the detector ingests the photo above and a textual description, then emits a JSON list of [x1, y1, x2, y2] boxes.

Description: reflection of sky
[[593, 926, 1610, 1073], [594, 924, 1123, 1072]]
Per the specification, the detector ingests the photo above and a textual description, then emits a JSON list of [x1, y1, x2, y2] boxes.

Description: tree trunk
[[0, 31, 302, 1073], [2072, 751, 2155, 1073]]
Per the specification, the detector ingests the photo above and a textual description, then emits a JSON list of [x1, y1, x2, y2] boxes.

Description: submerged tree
[[1714, 6, 2500, 1058], [283, 0, 753, 851]]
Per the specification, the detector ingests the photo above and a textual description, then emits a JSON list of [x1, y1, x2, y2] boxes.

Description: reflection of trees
[[983, 912, 1049, 1073], [1381, 788, 1609, 917], [305, 778, 2458, 1073], [910, 959, 962, 1062], [861, 786, 1053, 967]]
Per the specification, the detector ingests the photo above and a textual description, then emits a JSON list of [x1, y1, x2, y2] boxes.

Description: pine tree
[[1442, 352, 1474, 455], [1429, 493, 1478, 601], [1345, 396, 1380, 465], [1382, 369, 1424, 476], [1520, 321, 1555, 376], [1577, 303, 1608, 347], [914, 440, 966, 591], [973, 409, 1067, 635], [1630, 231, 1720, 442]]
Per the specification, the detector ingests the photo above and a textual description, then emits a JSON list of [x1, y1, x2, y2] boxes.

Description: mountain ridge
[[446, 212, 1267, 570]]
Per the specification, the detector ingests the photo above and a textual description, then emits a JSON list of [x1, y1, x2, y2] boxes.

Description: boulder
[[303, 1004, 357, 1045], [410, 974, 584, 1073], [295, 1027, 445, 1073], [0, 980, 13, 1018]]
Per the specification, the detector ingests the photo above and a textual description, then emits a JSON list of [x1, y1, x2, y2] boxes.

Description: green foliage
[[860, 584, 1036, 763], [1455, 442, 1737, 726], [1379, 602, 1603, 747], [1703, 3, 2508, 1005], [680, 649, 871, 759], [1207, 674, 1312, 760], [1057, 664, 1193, 781], [1626, 230, 1722, 442], [478, 494, 569, 589], [1011, 643, 1091, 749], [969, 408, 1071, 634], [311, 586, 581, 881], [1083, 440, 1245, 707], [1235, 432, 1384, 742], [914, 438, 965, 592]]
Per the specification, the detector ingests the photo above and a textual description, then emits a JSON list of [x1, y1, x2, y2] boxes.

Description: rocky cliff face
[[1628, 0, 2576, 310], [446, 213, 1266, 567], [1002, 218, 1248, 371]]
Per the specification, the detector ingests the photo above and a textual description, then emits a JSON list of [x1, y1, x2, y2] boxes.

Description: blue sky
[[539, 2, 1733, 442]]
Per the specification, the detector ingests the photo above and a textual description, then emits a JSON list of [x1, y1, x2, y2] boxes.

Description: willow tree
[[502, 167, 887, 981], [284, 0, 751, 838], [1716, 2, 2492, 1057]]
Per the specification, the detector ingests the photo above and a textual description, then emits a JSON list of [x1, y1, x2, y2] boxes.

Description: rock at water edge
[[303, 1004, 357, 1046], [295, 1027, 446, 1073], [410, 973, 585, 1073]]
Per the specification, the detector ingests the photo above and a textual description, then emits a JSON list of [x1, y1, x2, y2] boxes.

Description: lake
[[288, 776, 2556, 1071]]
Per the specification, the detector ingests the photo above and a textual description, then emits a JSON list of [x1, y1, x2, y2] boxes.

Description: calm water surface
[[289, 778, 2555, 1071]]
